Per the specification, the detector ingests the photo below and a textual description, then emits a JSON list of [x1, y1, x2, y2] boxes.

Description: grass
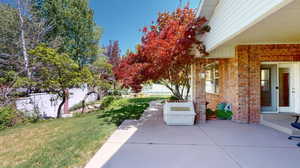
[[0, 97, 164, 168]]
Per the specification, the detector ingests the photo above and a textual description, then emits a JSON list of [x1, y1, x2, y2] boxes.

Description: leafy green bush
[[100, 96, 121, 109], [216, 110, 233, 120], [0, 106, 19, 130]]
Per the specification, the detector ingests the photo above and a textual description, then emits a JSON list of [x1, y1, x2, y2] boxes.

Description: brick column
[[235, 46, 250, 123], [235, 46, 261, 123], [248, 46, 261, 123], [191, 61, 206, 124]]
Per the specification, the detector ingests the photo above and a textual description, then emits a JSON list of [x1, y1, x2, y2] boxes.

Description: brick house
[[191, 0, 300, 124]]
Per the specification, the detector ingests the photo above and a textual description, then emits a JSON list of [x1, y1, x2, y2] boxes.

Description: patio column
[[191, 60, 206, 124]]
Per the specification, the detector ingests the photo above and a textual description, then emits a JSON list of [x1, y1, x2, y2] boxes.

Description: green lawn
[[0, 97, 163, 168]]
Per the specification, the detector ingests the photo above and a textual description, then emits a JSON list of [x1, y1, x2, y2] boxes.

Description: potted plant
[[206, 108, 217, 120]]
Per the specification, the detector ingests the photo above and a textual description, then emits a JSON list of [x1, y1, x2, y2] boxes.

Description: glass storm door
[[261, 65, 277, 112], [278, 64, 295, 113]]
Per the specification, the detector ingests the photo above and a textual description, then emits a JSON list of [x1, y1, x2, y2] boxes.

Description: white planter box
[[163, 102, 195, 126]]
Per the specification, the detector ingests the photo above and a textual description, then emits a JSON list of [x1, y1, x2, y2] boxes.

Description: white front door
[[277, 64, 296, 113]]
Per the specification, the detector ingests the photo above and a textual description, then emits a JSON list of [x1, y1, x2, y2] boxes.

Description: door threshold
[[261, 111, 278, 114]]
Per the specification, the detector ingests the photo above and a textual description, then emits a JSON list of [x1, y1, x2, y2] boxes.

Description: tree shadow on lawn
[[97, 103, 149, 126]]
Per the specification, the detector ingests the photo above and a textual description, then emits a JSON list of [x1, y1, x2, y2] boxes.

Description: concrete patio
[[85, 101, 300, 168]]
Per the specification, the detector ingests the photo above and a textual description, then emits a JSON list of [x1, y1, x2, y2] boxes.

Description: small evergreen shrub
[[100, 96, 121, 109], [216, 110, 233, 120], [0, 106, 19, 130]]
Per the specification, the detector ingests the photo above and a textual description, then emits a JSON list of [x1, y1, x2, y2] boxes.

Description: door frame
[[277, 63, 295, 113], [261, 62, 300, 114]]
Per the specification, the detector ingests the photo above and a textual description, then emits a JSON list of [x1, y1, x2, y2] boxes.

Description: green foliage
[[29, 45, 94, 117], [92, 56, 113, 73], [0, 4, 20, 71], [88, 56, 113, 90], [0, 105, 42, 130], [100, 96, 121, 109], [0, 106, 20, 130], [0, 71, 31, 87], [29, 45, 92, 92], [0, 70, 31, 104], [216, 110, 233, 120], [32, 0, 101, 66]]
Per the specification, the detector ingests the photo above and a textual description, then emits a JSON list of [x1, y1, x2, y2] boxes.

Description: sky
[[89, 0, 201, 54]]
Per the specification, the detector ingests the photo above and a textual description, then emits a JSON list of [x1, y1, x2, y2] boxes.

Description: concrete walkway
[[85, 101, 300, 168]]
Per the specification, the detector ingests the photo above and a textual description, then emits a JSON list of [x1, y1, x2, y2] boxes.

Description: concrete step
[[261, 115, 300, 135]]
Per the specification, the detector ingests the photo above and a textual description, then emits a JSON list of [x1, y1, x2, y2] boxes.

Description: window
[[205, 63, 219, 94]]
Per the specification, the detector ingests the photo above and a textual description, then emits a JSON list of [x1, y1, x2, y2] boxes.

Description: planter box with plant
[[163, 101, 195, 126]]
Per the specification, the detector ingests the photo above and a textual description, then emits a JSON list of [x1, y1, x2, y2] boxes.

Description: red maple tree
[[114, 5, 210, 99]]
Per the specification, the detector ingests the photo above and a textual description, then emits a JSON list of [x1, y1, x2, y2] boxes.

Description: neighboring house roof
[[198, 0, 300, 56]]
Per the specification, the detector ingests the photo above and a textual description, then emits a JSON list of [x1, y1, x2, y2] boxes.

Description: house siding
[[200, 44, 300, 123], [203, 0, 292, 51]]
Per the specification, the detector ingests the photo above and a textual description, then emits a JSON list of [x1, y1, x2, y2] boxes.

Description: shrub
[[216, 110, 233, 120], [0, 106, 19, 130], [100, 96, 121, 109]]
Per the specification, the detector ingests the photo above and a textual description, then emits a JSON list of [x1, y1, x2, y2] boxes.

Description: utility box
[[163, 101, 195, 125]]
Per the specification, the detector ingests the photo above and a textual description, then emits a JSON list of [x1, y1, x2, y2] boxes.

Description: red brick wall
[[206, 59, 239, 112], [206, 94, 220, 110], [204, 44, 300, 123]]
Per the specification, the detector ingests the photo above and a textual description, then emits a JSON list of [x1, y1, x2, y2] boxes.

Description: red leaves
[[113, 5, 209, 92]]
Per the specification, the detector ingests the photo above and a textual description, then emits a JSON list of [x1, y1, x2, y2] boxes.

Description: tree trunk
[[57, 95, 65, 118], [185, 85, 191, 100], [81, 91, 98, 114], [173, 85, 184, 100], [161, 82, 185, 100], [17, 0, 30, 79]]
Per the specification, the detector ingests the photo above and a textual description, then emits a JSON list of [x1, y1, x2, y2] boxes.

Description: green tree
[[89, 56, 113, 95], [0, 2, 44, 104], [32, 0, 101, 67], [79, 56, 113, 113], [0, 3, 21, 75], [29, 45, 92, 118]]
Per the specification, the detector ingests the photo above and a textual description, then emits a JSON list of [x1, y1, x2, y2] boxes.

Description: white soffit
[[200, 0, 296, 53], [226, 0, 300, 45], [197, 0, 219, 19]]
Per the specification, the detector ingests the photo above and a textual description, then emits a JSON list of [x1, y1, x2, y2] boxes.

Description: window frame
[[205, 62, 220, 94]]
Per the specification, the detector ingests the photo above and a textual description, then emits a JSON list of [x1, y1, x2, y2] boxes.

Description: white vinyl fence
[[16, 87, 98, 118]]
